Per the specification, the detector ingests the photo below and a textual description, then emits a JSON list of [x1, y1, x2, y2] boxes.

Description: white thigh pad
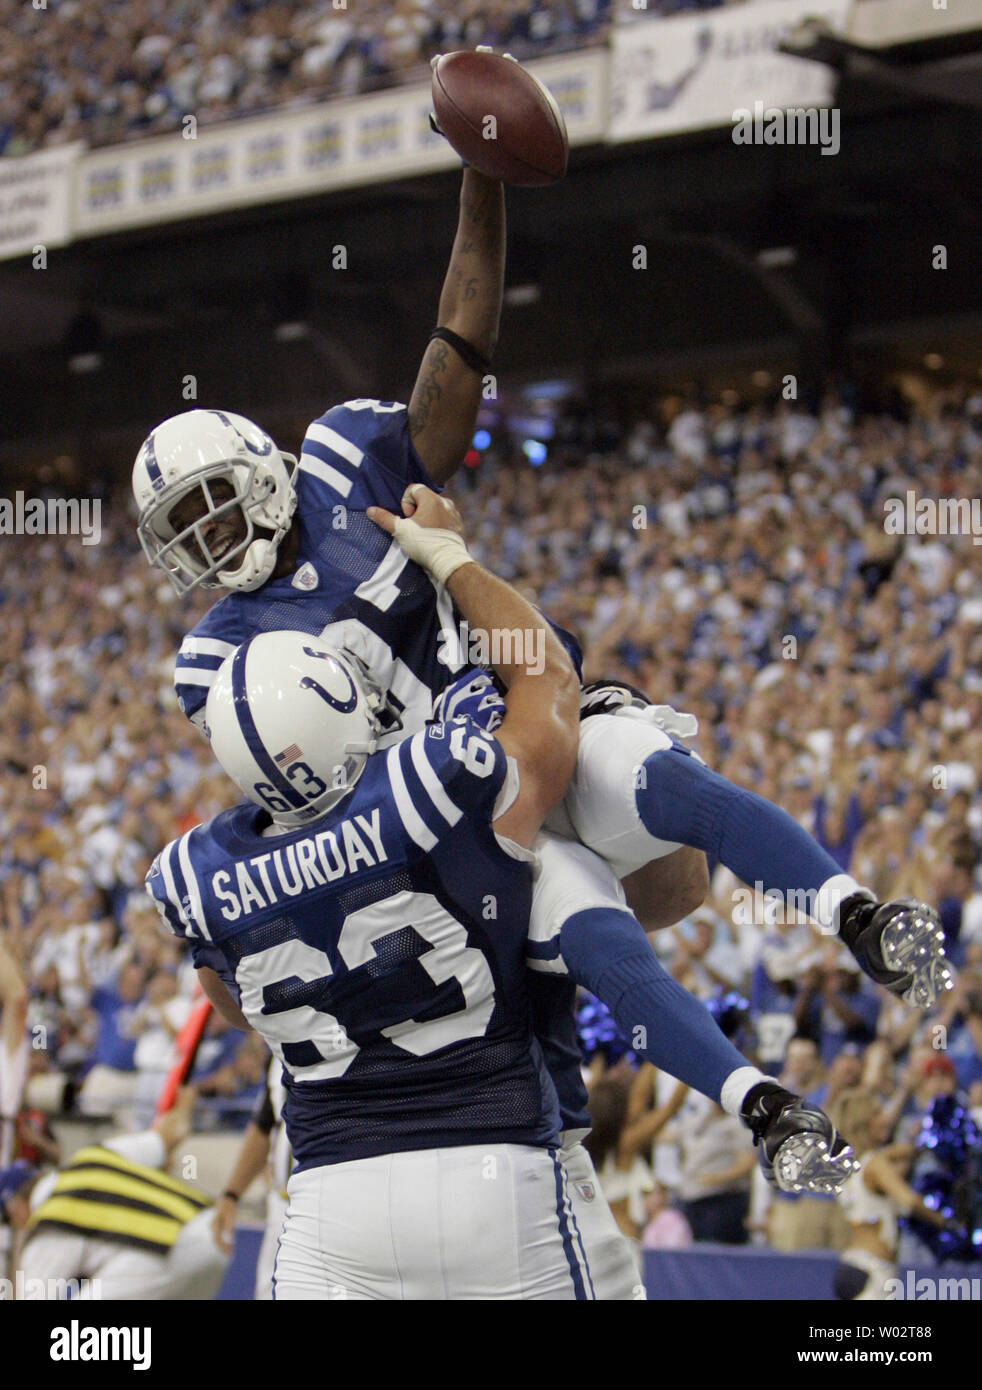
[[527, 830, 628, 976], [565, 713, 684, 878]]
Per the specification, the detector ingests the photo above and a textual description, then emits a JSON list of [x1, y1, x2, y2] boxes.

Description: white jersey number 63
[[235, 890, 495, 1082]]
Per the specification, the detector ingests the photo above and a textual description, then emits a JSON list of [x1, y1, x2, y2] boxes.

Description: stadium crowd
[[1, 0, 617, 158], [1, 379, 981, 1257], [0, 0, 760, 159], [454, 378, 982, 1252]]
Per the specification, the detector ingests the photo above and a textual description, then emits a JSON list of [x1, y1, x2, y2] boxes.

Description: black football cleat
[[579, 679, 652, 718], [836, 893, 954, 1009], [741, 1083, 859, 1196], [579, 680, 700, 738]]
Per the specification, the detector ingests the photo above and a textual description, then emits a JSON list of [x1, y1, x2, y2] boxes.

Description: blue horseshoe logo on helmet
[[299, 647, 358, 712], [210, 410, 274, 456]]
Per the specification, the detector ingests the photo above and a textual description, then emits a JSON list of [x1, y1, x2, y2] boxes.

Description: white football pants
[[561, 1139, 644, 1300], [255, 1189, 289, 1301], [549, 711, 683, 878], [272, 1143, 596, 1300]]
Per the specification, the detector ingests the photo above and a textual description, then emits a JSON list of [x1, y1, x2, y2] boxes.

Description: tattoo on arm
[[462, 184, 500, 232], [450, 266, 480, 300], [408, 340, 449, 437]]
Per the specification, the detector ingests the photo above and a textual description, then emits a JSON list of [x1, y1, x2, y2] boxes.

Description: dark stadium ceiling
[[3, 59, 982, 472]]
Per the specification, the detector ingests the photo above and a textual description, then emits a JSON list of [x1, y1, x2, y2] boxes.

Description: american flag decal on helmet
[[275, 743, 302, 765]]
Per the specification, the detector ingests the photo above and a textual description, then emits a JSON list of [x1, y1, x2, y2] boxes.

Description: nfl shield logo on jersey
[[292, 562, 318, 591], [576, 1182, 596, 1202]]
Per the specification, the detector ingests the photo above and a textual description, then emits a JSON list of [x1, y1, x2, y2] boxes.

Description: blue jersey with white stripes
[[146, 717, 561, 1169], [175, 401, 463, 737], [436, 669, 591, 1133], [174, 399, 581, 733]]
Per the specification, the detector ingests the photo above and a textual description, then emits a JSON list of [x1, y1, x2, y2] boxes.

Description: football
[[431, 50, 569, 187]]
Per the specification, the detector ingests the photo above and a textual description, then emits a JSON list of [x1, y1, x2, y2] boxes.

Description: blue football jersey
[[527, 977, 590, 1133], [175, 401, 464, 737], [174, 399, 582, 732], [147, 717, 561, 1169], [436, 670, 591, 1132]]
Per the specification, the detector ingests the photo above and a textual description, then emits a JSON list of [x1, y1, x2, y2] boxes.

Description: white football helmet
[[132, 409, 299, 595], [206, 632, 386, 827]]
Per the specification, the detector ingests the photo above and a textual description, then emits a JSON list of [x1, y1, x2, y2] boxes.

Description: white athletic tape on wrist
[[392, 518, 472, 586]]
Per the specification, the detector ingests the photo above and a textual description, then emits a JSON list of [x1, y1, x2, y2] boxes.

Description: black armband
[[428, 326, 493, 374]]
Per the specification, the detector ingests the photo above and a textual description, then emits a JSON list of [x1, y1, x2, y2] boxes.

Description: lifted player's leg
[[530, 832, 858, 1200], [563, 684, 953, 1010]]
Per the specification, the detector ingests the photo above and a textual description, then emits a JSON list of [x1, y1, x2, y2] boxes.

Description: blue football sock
[[637, 746, 857, 921], [560, 906, 756, 1103]]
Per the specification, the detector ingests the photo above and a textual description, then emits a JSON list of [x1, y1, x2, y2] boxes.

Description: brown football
[[431, 51, 569, 187]]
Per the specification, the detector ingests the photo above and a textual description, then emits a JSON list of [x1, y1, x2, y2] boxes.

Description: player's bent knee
[[565, 716, 683, 876]]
